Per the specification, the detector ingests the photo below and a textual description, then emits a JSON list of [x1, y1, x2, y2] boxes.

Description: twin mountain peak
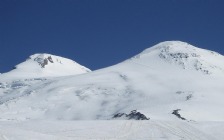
[[1, 41, 224, 79]]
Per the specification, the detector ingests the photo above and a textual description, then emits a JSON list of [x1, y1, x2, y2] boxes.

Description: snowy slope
[[0, 120, 223, 140], [0, 53, 91, 80], [0, 41, 224, 122]]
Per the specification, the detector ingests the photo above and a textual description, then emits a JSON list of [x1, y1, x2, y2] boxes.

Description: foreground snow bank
[[0, 120, 223, 140]]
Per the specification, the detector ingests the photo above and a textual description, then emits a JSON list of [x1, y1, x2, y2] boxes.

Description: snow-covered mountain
[[0, 41, 224, 122], [131, 41, 224, 75], [1, 41, 224, 139], [0, 53, 91, 80]]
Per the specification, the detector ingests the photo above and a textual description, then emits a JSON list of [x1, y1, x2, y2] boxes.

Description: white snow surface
[[0, 41, 224, 139], [0, 120, 223, 140]]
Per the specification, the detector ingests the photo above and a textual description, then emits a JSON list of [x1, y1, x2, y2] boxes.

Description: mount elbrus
[[0, 41, 224, 121]]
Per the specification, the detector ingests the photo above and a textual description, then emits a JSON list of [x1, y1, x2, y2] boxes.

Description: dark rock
[[47, 56, 54, 63], [113, 110, 149, 120], [40, 59, 48, 68], [172, 109, 186, 120], [186, 94, 193, 101]]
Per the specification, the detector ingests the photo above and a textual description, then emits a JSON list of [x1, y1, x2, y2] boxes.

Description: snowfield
[[0, 41, 224, 139], [0, 120, 224, 140]]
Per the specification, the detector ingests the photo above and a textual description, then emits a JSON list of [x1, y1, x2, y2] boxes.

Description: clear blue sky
[[0, 0, 224, 72]]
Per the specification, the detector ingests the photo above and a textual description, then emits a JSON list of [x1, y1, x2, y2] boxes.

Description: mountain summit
[[0, 53, 91, 80], [130, 41, 224, 75]]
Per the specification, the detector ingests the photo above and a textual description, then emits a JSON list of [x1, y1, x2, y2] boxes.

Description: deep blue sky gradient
[[0, 0, 224, 72]]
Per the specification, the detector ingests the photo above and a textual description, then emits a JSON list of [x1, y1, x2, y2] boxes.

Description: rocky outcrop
[[172, 109, 186, 120], [113, 110, 149, 120], [34, 55, 54, 68]]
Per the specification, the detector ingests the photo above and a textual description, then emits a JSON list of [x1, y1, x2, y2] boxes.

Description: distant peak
[[130, 41, 224, 75], [26, 53, 91, 72], [142, 41, 196, 54], [0, 53, 91, 79]]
